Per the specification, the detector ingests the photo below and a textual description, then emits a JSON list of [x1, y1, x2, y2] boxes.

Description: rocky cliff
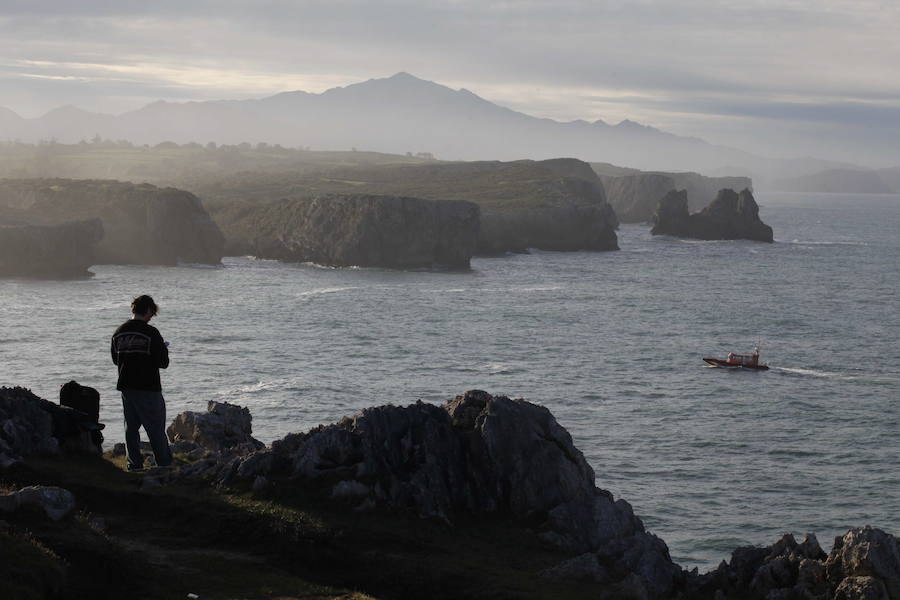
[[219, 193, 479, 269], [0, 178, 225, 266], [651, 188, 774, 242], [200, 158, 619, 255], [689, 528, 900, 600], [600, 173, 676, 224], [0, 218, 103, 278], [3, 385, 900, 599], [598, 169, 753, 223], [166, 390, 683, 597]]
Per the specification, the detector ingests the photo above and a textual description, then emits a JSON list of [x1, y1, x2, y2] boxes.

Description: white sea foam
[[785, 239, 868, 247], [775, 366, 834, 378], [297, 286, 359, 297]]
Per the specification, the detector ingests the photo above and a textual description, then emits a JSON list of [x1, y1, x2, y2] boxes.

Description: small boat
[[703, 345, 769, 370]]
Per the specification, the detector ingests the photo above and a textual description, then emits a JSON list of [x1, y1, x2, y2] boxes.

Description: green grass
[[0, 453, 605, 600], [0, 530, 67, 600]]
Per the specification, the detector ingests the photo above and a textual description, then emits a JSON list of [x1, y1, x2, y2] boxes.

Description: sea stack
[[651, 188, 773, 242]]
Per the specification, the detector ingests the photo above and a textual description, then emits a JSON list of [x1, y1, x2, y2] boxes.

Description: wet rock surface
[[651, 187, 773, 242]]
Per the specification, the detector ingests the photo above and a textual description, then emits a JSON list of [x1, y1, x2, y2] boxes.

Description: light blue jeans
[[120, 388, 172, 470]]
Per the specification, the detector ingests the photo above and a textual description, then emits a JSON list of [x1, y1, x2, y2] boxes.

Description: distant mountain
[[0, 72, 859, 181], [771, 168, 896, 194], [876, 167, 900, 193]]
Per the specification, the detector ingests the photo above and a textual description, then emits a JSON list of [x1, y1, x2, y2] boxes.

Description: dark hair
[[131, 295, 158, 317]]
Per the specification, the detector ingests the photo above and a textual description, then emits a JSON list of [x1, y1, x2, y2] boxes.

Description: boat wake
[[774, 366, 834, 379], [774, 367, 900, 386]]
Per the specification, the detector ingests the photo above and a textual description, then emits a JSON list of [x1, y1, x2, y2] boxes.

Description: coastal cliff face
[[598, 170, 753, 223], [199, 157, 619, 255], [477, 157, 618, 253], [219, 194, 479, 268], [600, 173, 675, 224], [651, 188, 774, 242], [0, 218, 103, 278], [0, 178, 225, 266]]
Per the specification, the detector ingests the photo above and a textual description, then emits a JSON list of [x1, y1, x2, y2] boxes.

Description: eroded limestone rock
[[651, 188, 773, 242], [694, 529, 900, 600], [167, 400, 264, 454]]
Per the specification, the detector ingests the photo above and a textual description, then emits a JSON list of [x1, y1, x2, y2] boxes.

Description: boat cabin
[[726, 352, 759, 366]]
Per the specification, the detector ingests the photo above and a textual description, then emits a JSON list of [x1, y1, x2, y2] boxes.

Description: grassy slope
[[0, 143, 427, 185], [0, 143, 599, 212], [193, 161, 590, 212], [0, 453, 603, 600]]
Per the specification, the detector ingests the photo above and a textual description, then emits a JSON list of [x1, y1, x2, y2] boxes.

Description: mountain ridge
[[0, 72, 865, 182]]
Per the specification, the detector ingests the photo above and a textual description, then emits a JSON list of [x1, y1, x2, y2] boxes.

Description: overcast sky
[[1, 0, 898, 167]]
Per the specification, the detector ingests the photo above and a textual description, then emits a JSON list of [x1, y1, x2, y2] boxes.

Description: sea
[[1, 191, 898, 571]]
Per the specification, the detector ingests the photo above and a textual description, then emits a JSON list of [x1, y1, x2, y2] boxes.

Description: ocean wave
[[221, 376, 308, 395], [784, 239, 868, 247], [176, 261, 225, 269], [513, 285, 564, 292], [297, 286, 360, 298], [299, 261, 362, 270]]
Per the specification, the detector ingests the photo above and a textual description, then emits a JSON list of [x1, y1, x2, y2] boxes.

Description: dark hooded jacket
[[111, 319, 169, 391]]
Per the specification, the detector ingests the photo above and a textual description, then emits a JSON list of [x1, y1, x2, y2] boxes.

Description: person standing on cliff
[[111, 294, 173, 471]]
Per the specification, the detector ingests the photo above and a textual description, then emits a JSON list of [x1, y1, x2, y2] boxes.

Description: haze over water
[[2, 191, 898, 570]]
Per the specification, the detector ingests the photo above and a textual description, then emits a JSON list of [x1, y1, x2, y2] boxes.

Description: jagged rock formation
[[692, 528, 900, 600], [219, 194, 479, 268], [203, 158, 618, 256], [0, 218, 103, 278], [597, 168, 753, 223], [167, 400, 264, 454], [651, 188, 774, 242], [4, 385, 900, 599], [0, 178, 225, 266], [171, 390, 683, 597], [0, 387, 103, 468]]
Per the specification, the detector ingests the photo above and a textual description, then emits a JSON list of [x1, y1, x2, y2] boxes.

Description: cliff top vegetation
[[2, 451, 601, 600]]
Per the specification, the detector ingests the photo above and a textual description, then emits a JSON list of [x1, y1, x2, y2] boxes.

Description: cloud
[[0, 1, 897, 165]]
